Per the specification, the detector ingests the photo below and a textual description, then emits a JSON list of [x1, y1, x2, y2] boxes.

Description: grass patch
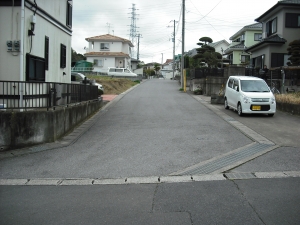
[[86, 75, 138, 95], [275, 92, 300, 104]]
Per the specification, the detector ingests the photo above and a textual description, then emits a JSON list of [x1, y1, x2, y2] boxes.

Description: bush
[[193, 89, 203, 95], [134, 80, 140, 83], [98, 89, 104, 96], [275, 92, 300, 104]]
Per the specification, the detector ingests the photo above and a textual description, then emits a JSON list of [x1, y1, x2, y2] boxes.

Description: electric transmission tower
[[128, 4, 139, 58]]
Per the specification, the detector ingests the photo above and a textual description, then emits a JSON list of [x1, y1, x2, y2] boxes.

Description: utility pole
[[173, 20, 176, 80], [136, 34, 142, 60], [168, 20, 177, 80], [181, 0, 185, 88]]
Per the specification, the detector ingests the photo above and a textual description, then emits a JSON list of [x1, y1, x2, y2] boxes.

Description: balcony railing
[[0, 81, 99, 111]]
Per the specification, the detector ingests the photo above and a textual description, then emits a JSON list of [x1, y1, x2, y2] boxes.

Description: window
[[266, 18, 277, 36], [254, 33, 262, 41], [241, 55, 250, 63], [285, 13, 300, 28], [271, 53, 284, 67], [26, 54, 45, 81], [44, 36, 49, 70], [92, 41, 94, 49], [93, 59, 103, 67], [66, 1, 72, 28], [60, 44, 66, 68], [233, 79, 239, 90], [100, 43, 109, 51], [228, 79, 233, 88]]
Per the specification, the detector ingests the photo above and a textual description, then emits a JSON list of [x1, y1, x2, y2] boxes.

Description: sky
[[72, 0, 280, 64]]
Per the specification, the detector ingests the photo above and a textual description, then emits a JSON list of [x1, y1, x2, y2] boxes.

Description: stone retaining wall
[[0, 100, 104, 151]]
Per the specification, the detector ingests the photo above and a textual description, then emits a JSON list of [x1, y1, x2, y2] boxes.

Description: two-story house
[[246, 0, 300, 69], [84, 34, 134, 73], [0, 0, 72, 83], [224, 23, 262, 65]]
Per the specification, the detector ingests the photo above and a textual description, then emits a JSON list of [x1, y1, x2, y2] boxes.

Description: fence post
[[183, 69, 186, 92]]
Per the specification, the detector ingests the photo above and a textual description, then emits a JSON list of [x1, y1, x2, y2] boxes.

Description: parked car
[[71, 72, 103, 91], [224, 76, 276, 117], [107, 67, 137, 77]]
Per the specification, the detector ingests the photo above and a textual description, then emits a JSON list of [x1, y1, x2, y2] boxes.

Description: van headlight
[[242, 95, 251, 103], [271, 97, 276, 104]]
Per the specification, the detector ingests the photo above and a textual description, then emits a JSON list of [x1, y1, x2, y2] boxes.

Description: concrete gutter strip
[[0, 172, 299, 186]]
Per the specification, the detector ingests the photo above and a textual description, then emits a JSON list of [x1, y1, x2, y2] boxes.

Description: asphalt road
[[1, 79, 300, 225]]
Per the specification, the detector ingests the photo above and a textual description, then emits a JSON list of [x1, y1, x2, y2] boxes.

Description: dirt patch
[[87, 76, 138, 95]]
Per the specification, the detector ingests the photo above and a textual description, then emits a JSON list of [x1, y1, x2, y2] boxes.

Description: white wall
[[0, 0, 72, 83], [0, 6, 21, 81]]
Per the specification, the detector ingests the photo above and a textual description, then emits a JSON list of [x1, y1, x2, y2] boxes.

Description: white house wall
[[122, 44, 130, 54], [0, 0, 72, 83], [0, 5, 21, 81], [88, 57, 115, 73]]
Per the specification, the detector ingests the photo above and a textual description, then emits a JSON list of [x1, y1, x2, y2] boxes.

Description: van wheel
[[268, 114, 274, 117], [237, 103, 243, 116], [224, 98, 229, 109]]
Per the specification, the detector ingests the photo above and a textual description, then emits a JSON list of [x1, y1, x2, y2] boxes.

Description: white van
[[224, 76, 276, 117], [107, 67, 137, 77]]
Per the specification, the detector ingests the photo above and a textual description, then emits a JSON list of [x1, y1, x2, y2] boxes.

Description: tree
[[154, 63, 161, 75], [71, 48, 86, 63], [137, 61, 144, 69], [145, 68, 155, 77], [287, 39, 300, 66], [193, 37, 222, 68]]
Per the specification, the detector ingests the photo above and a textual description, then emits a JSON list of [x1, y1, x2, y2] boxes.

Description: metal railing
[[0, 81, 99, 111], [71, 67, 94, 72]]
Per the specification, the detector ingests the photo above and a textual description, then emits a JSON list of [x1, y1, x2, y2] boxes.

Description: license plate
[[252, 105, 261, 111]]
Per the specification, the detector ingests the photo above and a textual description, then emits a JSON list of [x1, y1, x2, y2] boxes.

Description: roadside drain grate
[[179, 143, 273, 175], [224, 173, 256, 180]]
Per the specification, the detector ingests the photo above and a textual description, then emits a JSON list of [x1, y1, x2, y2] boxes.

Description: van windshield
[[241, 80, 270, 92]]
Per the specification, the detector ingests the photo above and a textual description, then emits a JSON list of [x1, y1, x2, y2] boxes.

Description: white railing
[[71, 67, 94, 72]]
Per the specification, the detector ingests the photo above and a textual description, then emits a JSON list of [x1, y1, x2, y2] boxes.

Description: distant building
[[224, 23, 262, 65], [187, 40, 230, 57], [84, 34, 134, 73]]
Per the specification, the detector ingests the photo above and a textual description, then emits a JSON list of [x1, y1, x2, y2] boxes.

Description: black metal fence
[[190, 68, 224, 79], [0, 81, 99, 111]]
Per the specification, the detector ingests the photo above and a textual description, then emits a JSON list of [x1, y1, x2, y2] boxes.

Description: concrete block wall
[[0, 100, 104, 151]]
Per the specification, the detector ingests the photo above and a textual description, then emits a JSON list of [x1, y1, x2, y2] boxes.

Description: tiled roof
[[256, 0, 300, 22], [84, 52, 130, 58], [230, 23, 262, 40], [224, 43, 246, 54], [85, 34, 134, 47], [246, 35, 287, 51], [164, 59, 173, 65], [208, 39, 229, 48]]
